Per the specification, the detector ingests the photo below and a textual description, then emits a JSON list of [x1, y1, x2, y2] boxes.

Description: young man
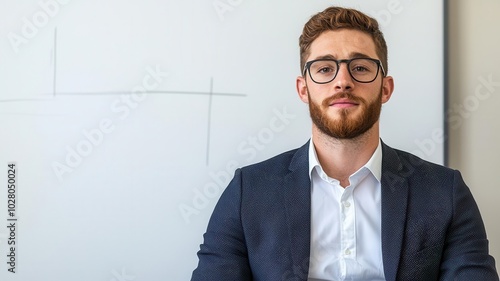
[[191, 6, 499, 281]]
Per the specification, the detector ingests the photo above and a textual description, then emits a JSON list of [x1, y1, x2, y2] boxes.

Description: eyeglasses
[[303, 58, 386, 84]]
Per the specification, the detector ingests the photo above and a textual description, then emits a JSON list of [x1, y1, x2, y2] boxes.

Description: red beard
[[308, 89, 382, 139]]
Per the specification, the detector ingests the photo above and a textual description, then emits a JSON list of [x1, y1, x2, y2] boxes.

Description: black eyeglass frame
[[303, 57, 386, 84]]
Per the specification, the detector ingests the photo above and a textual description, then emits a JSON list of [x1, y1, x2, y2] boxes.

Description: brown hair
[[299, 6, 388, 75]]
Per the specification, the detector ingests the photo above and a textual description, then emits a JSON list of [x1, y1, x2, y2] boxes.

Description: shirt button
[[344, 249, 351, 255], [343, 201, 351, 208]]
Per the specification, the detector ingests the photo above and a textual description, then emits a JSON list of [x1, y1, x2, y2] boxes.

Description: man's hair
[[299, 6, 388, 75]]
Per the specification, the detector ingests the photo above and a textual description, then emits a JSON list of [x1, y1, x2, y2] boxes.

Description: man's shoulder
[[383, 143, 456, 179], [240, 142, 308, 176]]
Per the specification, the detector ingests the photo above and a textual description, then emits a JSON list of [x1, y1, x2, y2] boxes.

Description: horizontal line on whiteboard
[[0, 91, 246, 103], [0, 98, 54, 103], [53, 91, 247, 97]]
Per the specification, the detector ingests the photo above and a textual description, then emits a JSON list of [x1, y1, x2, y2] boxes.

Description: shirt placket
[[339, 186, 356, 279]]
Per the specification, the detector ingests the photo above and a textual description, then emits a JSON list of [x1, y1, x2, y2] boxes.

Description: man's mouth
[[330, 98, 360, 108]]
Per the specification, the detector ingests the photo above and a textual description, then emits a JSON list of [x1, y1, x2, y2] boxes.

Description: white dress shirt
[[307, 139, 385, 281]]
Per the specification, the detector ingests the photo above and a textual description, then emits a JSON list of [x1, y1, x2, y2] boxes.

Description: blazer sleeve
[[439, 170, 499, 280], [191, 168, 253, 281]]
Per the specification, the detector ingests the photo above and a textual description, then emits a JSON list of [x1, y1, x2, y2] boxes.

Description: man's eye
[[318, 67, 334, 73], [352, 66, 369, 72]]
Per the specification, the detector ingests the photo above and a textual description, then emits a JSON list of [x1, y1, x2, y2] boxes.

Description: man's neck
[[312, 124, 380, 187]]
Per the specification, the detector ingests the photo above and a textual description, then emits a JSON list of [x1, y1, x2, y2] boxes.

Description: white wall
[[448, 0, 500, 269]]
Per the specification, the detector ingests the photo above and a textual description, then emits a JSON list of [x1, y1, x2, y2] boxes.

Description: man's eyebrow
[[313, 54, 336, 60], [312, 52, 374, 60], [348, 52, 373, 59]]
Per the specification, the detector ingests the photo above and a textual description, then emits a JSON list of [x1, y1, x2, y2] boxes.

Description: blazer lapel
[[380, 142, 410, 281], [282, 141, 312, 280]]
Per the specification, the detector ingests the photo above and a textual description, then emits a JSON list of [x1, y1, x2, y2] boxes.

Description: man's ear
[[296, 76, 309, 104], [381, 75, 394, 104]]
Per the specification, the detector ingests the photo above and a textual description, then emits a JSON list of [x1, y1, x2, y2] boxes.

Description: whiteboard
[[0, 0, 444, 280]]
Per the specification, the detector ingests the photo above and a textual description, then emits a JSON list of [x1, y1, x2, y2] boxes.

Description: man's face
[[297, 29, 392, 140]]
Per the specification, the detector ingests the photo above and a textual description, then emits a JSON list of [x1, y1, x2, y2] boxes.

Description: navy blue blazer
[[192, 141, 498, 281]]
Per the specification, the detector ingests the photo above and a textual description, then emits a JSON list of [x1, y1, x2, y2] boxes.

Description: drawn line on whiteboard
[[51, 91, 246, 97], [0, 98, 53, 103], [206, 77, 214, 165], [0, 91, 245, 103]]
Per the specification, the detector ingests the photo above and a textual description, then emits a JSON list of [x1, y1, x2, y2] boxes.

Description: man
[[191, 6, 499, 281]]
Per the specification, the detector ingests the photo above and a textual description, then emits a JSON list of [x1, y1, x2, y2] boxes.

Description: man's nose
[[332, 63, 354, 90]]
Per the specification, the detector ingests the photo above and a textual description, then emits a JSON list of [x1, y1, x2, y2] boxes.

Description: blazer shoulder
[[383, 143, 455, 177], [240, 141, 308, 176]]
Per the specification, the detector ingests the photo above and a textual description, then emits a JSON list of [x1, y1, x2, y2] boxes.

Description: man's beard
[[308, 88, 382, 139]]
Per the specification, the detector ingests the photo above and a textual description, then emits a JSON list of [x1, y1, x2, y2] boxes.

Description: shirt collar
[[308, 138, 382, 183]]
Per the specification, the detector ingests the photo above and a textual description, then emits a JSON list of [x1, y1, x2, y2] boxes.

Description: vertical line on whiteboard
[[53, 27, 58, 97], [206, 77, 214, 166]]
